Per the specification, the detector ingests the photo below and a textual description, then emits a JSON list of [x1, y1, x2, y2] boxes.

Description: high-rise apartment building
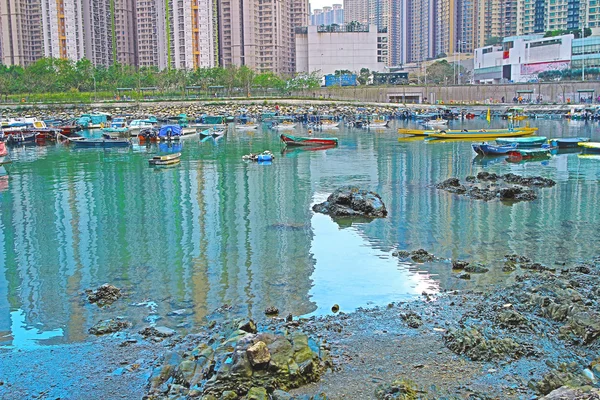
[[407, 0, 436, 62], [389, 0, 408, 65], [135, 0, 218, 69], [1, 0, 216, 69], [310, 4, 344, 25], [435, 0, 457, 56], [1, 0, 44, 66], [344, 0, 369, 23], [218, 0, 307, 76]]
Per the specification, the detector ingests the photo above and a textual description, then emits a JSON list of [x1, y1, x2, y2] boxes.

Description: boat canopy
[[158, 125, 182, 137], [202, 115, 226, 124]]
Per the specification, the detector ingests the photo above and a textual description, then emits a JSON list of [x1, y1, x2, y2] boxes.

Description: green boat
[[496, 136, 548, 147], [495, 136, 547, 147]]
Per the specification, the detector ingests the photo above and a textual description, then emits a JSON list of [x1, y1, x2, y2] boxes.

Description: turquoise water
[[1, 119, 599, 347]]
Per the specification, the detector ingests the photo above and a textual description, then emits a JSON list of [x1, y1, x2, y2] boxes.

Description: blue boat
[[472, 142, 517, 155], [158, 125, 182, 141], [549, 137, 590, 148]]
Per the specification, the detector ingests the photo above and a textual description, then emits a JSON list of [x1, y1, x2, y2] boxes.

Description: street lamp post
[[582, 25, 586, 82]]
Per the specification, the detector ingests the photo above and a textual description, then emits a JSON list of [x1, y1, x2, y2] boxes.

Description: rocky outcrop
[[436, 174, 555, 203], [312, 186, 387, 218], [146, 324, 331, 399], [444, 327, 532, 361], [88, 319, 130, 335], [85, 284, 122, 307]]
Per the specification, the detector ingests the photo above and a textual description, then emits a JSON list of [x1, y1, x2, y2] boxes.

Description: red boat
[[0, 141, 7, 157], [280, 133, 338, 147]]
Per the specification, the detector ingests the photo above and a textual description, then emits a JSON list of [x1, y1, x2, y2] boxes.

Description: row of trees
[[538, 68, 600, 82], [0, 58, 323, 99]]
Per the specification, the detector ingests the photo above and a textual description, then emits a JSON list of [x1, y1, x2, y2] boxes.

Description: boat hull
[[72, 138, 131, 148], [398, 127, 537, 138], [550, 137, 590, 148], [280, 134, 338, 147], [495, 136, 547, 147], [579, 142, 600, 154], [472, 143, 517, 155]]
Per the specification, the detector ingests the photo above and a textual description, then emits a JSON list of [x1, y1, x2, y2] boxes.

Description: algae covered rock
[[85, 284, 122, 307], [312, 186, 387, 218], [443, 327, 531, 361], [146, 325, 330, 399]]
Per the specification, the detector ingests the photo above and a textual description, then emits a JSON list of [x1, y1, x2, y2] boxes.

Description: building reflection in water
[[1, 120, 600, 347]]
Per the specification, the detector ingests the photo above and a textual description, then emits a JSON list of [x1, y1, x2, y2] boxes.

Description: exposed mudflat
[[2, 253, 600, 399]]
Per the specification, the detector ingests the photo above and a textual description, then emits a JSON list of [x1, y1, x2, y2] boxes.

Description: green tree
[[357, 68, 371, 85], [426, 60, 463, 85], [485, 36, 502, 46]]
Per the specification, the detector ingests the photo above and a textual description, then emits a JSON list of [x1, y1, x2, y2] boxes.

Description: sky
[[310, 1, 339, 10]]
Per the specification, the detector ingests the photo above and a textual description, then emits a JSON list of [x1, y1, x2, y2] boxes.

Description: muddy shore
[[2, 251, 600, 399]]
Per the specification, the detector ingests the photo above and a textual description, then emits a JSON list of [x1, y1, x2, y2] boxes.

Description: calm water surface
[[1, 118, 599, 347]]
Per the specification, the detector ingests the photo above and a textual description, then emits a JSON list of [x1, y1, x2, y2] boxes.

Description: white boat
[[366, 120, 389, 128], [423, 119, 448, 127], [235, 123, 259, 130], [102, 117, 129, 138], [129, 119, 156, 137], [272, 122, 296, 130]]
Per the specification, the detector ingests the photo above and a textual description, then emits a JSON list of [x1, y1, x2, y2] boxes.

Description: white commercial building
[[474, 34, 573, 83], [295, 24, 386, 75]]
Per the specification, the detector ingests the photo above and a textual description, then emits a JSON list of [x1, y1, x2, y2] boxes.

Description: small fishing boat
[[506, 146, 551, 162], [280, 133, 339, 147], [549, 137, 590, 148], [422, 128, 538, 140], [102, 117, 129, 138], [398, 127, 537, 137], [199, 128, 225, 138], [157, 125, 182, 141], [495, 136, 547, 147], [578, 142, 600, 154], [129, 117, 158, 137], [149, 152, 181, 166], [272, 121, 297, 130], [472, 142, 517, 155], [242, 151, 274, 162], [422, 118, 448, 127], [71, 134, 131, 148], [235, 122, 259, 130], [0, 141, 7, 158]]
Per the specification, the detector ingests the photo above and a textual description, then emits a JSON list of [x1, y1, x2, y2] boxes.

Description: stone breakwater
[[436, 173, 557, 202]]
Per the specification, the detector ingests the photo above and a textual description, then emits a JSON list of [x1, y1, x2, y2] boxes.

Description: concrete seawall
[[301, 81, 600, 105]]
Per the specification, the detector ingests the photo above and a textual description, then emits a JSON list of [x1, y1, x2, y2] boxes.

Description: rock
[[139, 326, 176, 338], [435, 178, 467, 194], [264, 306, 279, 316], [464, 263, 489, 273], [147, 327, 328, 399], [88, 319, 130, 335], [271, 390, 293, 400], [394, 250, 411, 259], [85, 284, 122, 307], [505, 254, 531, 263], [375, 379, 418, 399], [239, 320, 257, 334], [497, 310, 528, 327], [221, 390, 238, 400], [452, 260, 469, 270], [246, 341, 271, 367], [502, 173, 556, 187], [245, 387, 268, 400], [410, 249, 436, 263], [540, 386, 600, 399], [444, 327, 531, 361], [498, 186, 537, 201], [477, 172, 499, 181], [400, 312, 423, 328], [312, 186, 387, 218], [456, 272, 471, 280]]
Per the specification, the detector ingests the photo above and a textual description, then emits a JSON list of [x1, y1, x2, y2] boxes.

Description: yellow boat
[[578, 142, 600, 153], [149, 152, 181, 166], [426, 129, 537, 139], [398, 127, 538, 138]]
